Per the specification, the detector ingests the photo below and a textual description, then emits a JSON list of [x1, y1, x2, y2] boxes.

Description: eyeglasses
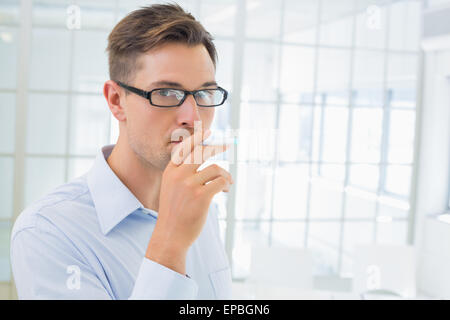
[[116, 81, 228, 108]]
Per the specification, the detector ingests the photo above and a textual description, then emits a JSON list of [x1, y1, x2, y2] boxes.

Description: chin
[[150, 151, 172, 171], [132, 143, 169, 171]]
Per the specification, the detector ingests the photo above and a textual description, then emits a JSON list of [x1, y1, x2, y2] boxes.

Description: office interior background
[[0, 0, 449, 299]]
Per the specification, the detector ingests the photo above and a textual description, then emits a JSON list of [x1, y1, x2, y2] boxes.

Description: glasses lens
[[151, 89, 184, 106], [195, 89, 225, 106]]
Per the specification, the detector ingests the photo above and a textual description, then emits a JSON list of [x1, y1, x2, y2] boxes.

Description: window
[[1, 0, 424, 292], [229, 0, 422, 279]]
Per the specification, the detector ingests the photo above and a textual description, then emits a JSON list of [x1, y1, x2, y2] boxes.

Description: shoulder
[[11, 175, 92, 242]]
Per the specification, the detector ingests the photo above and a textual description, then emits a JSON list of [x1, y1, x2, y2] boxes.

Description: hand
[[145, 129, 233, 275]]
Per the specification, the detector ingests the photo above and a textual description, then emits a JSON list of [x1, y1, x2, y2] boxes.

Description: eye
[[197, 90, 214, 99], [159, 89, 171, 97], [158, 89, 184, 100]]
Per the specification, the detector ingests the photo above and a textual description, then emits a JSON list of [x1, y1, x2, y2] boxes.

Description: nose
[[176, 94, 201, 128]]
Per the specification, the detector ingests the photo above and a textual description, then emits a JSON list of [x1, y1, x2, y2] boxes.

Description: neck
[[106, 135, 163, 212]]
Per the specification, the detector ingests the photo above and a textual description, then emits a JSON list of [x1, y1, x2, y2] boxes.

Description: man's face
[[121, 43, 216, 171]]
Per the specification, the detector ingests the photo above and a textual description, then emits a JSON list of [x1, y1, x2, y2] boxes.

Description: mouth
[[169, 136, 184, 145]]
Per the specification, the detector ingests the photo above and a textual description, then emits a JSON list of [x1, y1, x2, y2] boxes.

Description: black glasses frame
[[116, 81, 228, 107]]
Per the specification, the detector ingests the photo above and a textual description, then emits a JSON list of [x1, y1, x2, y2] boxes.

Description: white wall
[[415, 48, 450, 298]]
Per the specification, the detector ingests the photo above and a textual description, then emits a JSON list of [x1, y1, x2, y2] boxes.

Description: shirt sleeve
[[129, 258, 198, 300], [11, 215, 199, 300]]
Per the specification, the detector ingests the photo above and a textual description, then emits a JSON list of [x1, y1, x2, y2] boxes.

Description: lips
[[170, 136, 184, 144]]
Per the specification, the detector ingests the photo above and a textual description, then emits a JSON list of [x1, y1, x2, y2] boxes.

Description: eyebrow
[[147, 80, 218, 90]]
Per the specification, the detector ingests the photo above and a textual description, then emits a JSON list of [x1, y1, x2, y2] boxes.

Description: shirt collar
[[87, 145, 158, 235]]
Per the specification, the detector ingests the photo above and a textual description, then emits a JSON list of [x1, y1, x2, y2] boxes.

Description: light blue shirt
[[10, 145, 232, 299]]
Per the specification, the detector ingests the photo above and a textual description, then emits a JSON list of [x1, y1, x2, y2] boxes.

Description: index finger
[[170, 129, 211, 166], [183, 143, 231, 170]]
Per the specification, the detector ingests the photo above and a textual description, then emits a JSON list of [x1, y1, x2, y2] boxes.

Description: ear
[[103, 80, 126, 122]]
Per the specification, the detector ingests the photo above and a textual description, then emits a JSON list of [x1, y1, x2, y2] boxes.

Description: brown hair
[[106, 3, 217, 85]]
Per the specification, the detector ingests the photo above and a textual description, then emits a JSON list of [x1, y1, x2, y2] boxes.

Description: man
[[11, 3, 234, 299]]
